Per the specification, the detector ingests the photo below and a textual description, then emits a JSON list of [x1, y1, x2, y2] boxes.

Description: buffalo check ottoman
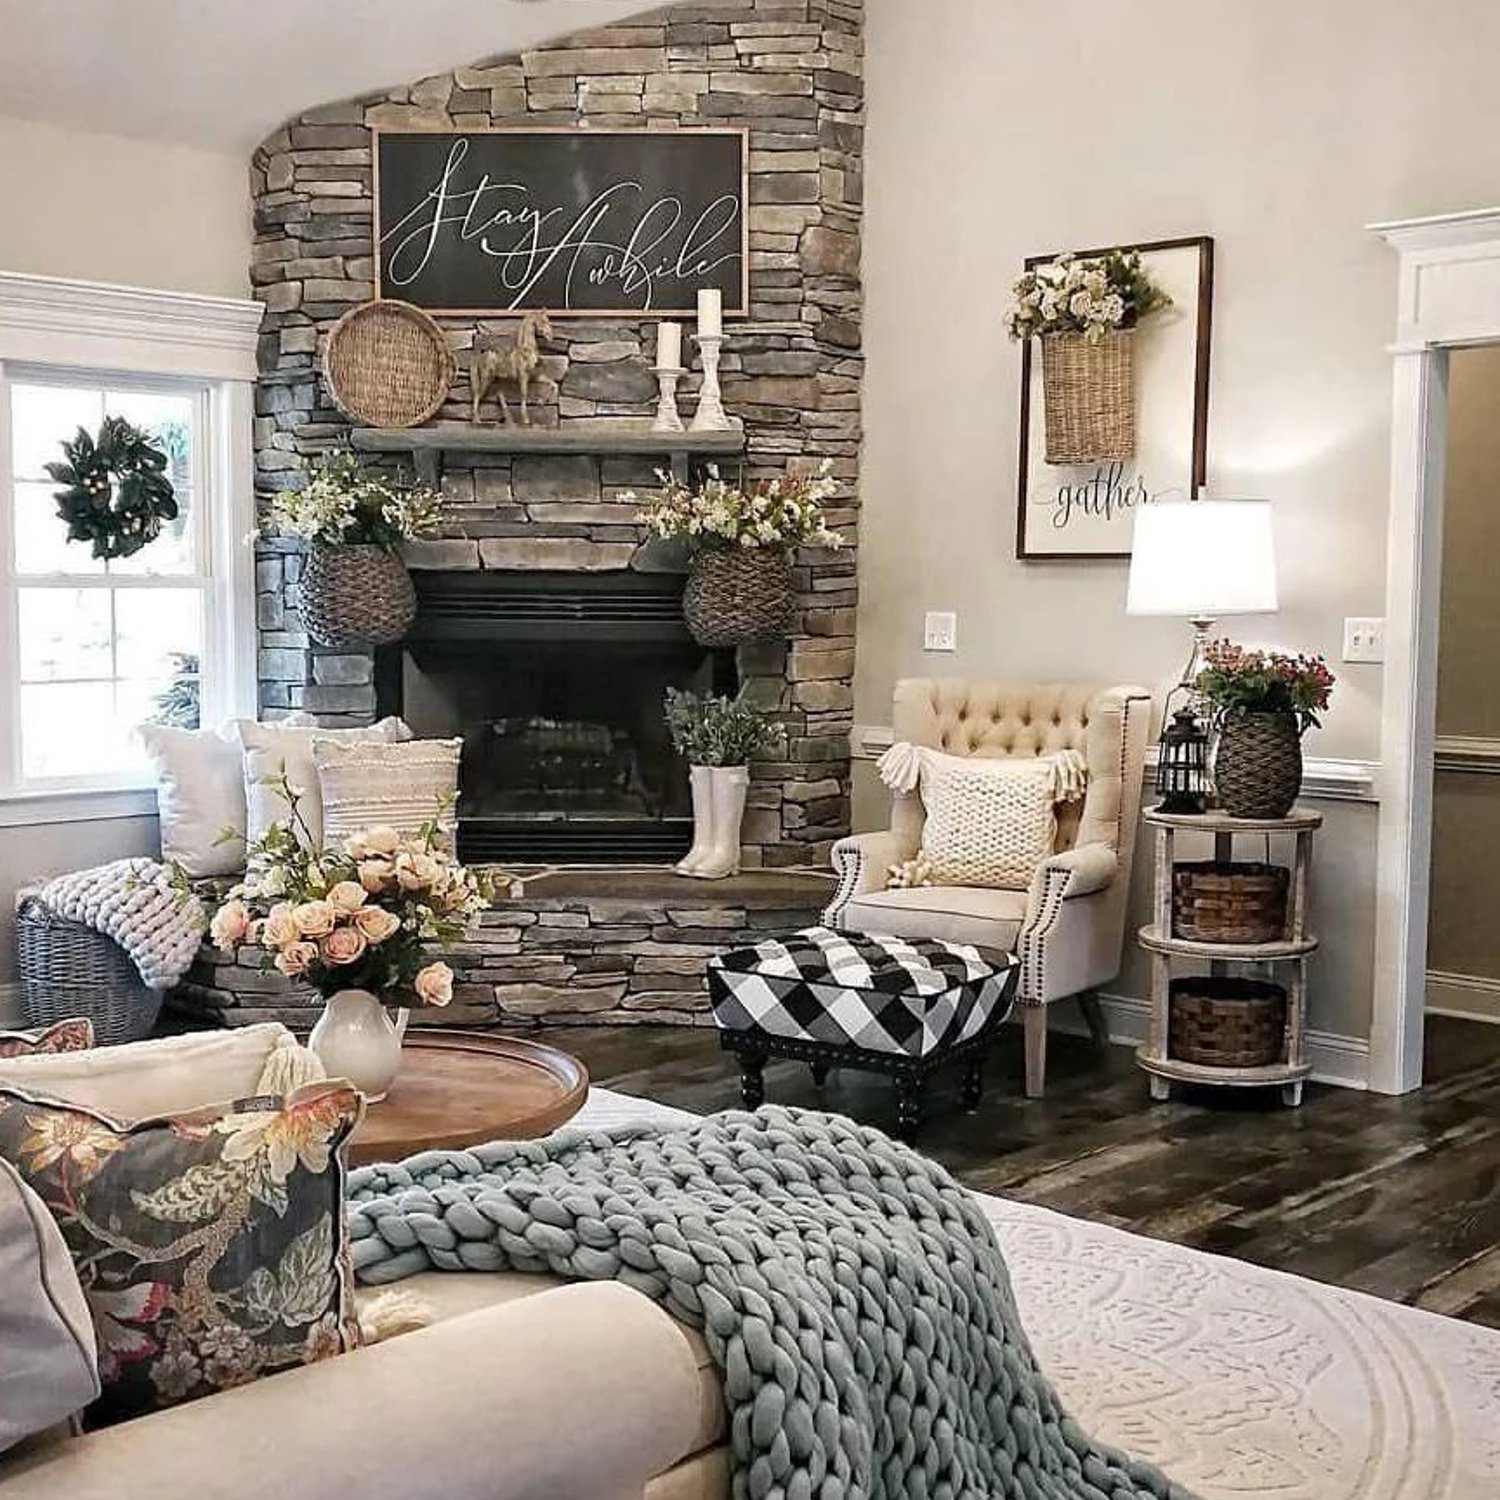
[[707, 926, 1020, 1136]]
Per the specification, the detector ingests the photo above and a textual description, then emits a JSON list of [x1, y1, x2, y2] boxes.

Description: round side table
[[1137, 807, 1321, 1107]]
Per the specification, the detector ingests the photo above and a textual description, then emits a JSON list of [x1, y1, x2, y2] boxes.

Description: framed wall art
[[1014, 235, 1214, 560], [373, 128, 749, 318]]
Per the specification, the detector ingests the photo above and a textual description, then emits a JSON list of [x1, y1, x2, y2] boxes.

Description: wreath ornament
[[45, 415, 178, 561]]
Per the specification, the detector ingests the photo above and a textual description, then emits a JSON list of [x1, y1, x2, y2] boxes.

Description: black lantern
[[1155, 698, 1209, 815]]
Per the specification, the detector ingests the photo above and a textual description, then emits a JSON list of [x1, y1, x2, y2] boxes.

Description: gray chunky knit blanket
[[346, 1108, 1190, 1500]]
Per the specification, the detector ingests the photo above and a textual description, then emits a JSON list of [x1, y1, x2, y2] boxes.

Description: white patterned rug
[[573, 1089, 1500, 1500]]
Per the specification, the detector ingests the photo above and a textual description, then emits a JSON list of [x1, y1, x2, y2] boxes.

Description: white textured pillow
[[0, 1157, 100, 1451], [915, 751, 1060, 889], [237, 714, 412, 847], [137, 723, 246, 878], [315, 737, 462, 846]]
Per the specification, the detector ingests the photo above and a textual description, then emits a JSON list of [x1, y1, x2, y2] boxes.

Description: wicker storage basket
[[683, 548, 795, 647], [324, 300, 454, 429], [1213, 710, 1304, 820], [1172, 861, 1289, 944], [1039, 329, 1137, 464], [1169, 976, 1286, 1068], [300, 544, 418, 649], [15, 896, 162, 1046]]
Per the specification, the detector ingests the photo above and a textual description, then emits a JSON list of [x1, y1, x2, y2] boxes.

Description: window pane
[[115, 589, 202, 682], [13, 481, 105, 576], [10, 384, 103, 481], [18, 588, 112, 682], [20, 682, 120, 779], [106, 389, 196, 576]]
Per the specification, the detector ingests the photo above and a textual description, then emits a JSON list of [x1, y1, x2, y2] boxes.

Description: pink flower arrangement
[[1194, 640, 1336, 731], [209, 777, 496, 1009]]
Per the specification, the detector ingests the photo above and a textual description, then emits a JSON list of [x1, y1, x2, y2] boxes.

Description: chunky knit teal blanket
[[346, 1107, 1190, 1500]]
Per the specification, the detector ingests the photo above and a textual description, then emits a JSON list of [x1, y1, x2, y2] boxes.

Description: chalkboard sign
[[373, 129, 748, 317]]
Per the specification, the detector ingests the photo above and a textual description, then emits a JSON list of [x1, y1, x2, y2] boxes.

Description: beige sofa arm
[[825, 828, 919, 926], [3, 1283, 703, 1500], [1018, 844, 1122, 1006]]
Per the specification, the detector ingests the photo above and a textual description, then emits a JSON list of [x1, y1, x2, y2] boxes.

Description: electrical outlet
[[1343, 617, 1385, 664], [924, 611, 958, 653]]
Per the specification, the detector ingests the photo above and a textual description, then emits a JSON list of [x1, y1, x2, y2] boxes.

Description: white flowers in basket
[[1007, 250, 1170, 345]]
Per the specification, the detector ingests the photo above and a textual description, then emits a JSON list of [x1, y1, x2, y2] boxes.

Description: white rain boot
[[697, 765, 749, 880], [676, 765, 717, 876]]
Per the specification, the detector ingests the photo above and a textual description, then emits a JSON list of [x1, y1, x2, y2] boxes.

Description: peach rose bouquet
[[209, 773, 496, 1009]]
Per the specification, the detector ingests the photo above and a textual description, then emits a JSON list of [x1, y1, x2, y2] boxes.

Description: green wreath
[[45, 415, 178, 561]]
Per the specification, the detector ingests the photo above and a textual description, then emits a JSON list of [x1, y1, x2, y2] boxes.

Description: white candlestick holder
[[652, 366, 687, 433], [690, 333, 733, 432]]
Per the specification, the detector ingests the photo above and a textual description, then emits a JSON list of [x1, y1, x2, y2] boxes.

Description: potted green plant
[[266, 450, 442, 649], [665, 690, 774, 880], [633, 462, 843, 647], [1194, 641, 1336, 819], [1006, 250, 1171, 465]]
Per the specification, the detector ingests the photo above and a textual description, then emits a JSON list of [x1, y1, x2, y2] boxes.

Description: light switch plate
[[1343, 617, 1385, 664], [924, 611, 958, 652]]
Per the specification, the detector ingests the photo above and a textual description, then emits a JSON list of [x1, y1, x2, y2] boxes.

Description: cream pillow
[[314, 737, 462, 846], [0, 1157, 100, 1451], [137, 723, 247, 878], [237, 713, 412, 847]]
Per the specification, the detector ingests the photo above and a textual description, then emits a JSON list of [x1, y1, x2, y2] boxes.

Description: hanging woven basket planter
[[300, 544, 418, 650], [1212, 710, 1304, 820], [683, 548, 796, 648], [1039, 329, 1137, 465]]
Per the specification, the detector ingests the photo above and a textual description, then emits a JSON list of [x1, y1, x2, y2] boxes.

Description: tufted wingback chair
[[825, 680, 1151, 1097]]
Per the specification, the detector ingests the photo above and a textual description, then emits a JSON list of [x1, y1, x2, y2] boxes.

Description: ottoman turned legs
[[961, 1052, 987, 1109], [739, 1050, 767, 1110], [810, 1062, 832, 1087], [894, 1072, 925, 1139]]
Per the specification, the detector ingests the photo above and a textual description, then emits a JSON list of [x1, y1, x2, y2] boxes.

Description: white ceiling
[[0, 0, 669, 155]]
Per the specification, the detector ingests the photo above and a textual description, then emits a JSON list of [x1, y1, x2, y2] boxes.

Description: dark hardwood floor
[[533, 1012, 1500, 1331]]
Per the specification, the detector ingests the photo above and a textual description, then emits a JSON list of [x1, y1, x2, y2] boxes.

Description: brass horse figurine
[[471, 310, 554, 426]]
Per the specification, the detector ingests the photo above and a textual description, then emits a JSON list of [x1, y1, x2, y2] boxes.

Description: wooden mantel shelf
[[351, 420, 745, 485]]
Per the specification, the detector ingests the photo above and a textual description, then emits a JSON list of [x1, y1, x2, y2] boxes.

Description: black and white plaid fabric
[[709, 927, 1018, 1059]]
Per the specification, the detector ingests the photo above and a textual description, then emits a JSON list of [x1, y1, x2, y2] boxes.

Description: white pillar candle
[[657, 320, 683, 370], [697, 288, 723, 340]]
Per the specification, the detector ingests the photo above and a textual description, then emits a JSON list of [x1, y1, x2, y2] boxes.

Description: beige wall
[[1428, 346, 1500, 1017], [859, 0, 1500, 1047], [0, 113, 248, 297]]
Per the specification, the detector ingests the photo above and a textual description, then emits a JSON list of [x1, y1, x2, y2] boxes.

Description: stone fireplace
[[377, 567, 735, 863], [249, 0, 864, 875]]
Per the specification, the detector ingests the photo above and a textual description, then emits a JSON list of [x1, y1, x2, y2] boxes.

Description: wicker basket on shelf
[[1169, 976, 1286, 1068], [15, 896, 162, 1046], [299, 544, 418, 650], [1039, 329, 1136, 464], [1172, 861, 1289, 944], [683, 549, 795, 648], [324, 299, 454, 429]]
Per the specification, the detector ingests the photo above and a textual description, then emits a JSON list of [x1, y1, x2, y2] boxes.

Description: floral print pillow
[[0, 1018, 94, 1058], [0, 1080, 364, 1426]]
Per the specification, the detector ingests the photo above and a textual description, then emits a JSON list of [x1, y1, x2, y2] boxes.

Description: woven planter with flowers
[[633, 462, 844, 650], [267, 450, 442, 651], [1009, 250, 1170, 466]]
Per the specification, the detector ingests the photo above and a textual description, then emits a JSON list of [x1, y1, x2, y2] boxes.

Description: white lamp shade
[[1126, 501, 1279, 618]]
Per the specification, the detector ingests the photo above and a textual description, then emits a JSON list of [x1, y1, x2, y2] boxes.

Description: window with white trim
[[1, 368, 224, 791]]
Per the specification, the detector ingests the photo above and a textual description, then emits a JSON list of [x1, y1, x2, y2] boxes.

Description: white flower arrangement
[[1007, 250, 1170, 345], [629, 461, 844, 555], [266, 450, 443, 549]]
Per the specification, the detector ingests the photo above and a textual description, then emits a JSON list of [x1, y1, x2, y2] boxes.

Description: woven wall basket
[[300, 544, 418, 649], [1172, 861, 1290, 944], [1039, 329, 1136, 464], [325, 300, 454, 429], [683, 548, 796, 648], [1214, 711, 1304, 820], [1169, 976, 1286, 1069]]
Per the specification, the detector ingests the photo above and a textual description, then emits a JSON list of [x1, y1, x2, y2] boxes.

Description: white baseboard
[[0, 982, 24, 1027], [1048, 990, 1371, 1090], [1425, 969, 1500, 1024]]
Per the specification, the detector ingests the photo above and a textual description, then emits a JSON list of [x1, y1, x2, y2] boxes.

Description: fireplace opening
[[376, 571, 735, 863]]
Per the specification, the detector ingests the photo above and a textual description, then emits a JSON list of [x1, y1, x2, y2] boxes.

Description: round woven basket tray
[[324, 299, 454, 428]]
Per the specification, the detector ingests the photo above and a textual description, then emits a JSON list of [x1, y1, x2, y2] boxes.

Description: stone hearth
[[174, 868, 834, 1031]]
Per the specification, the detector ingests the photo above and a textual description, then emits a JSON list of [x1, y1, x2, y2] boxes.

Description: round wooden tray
[[347, 1030, 589, 1166], [324, 299, 453, 429]]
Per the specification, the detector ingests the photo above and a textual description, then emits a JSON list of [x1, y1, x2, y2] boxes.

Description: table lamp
[[1126, 499, 1279, 689]]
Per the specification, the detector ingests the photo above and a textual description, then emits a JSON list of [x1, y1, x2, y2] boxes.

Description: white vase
[[676, 765, 717, 877], [308, 989, 409, 1102], [694, 766, 749, 881]]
